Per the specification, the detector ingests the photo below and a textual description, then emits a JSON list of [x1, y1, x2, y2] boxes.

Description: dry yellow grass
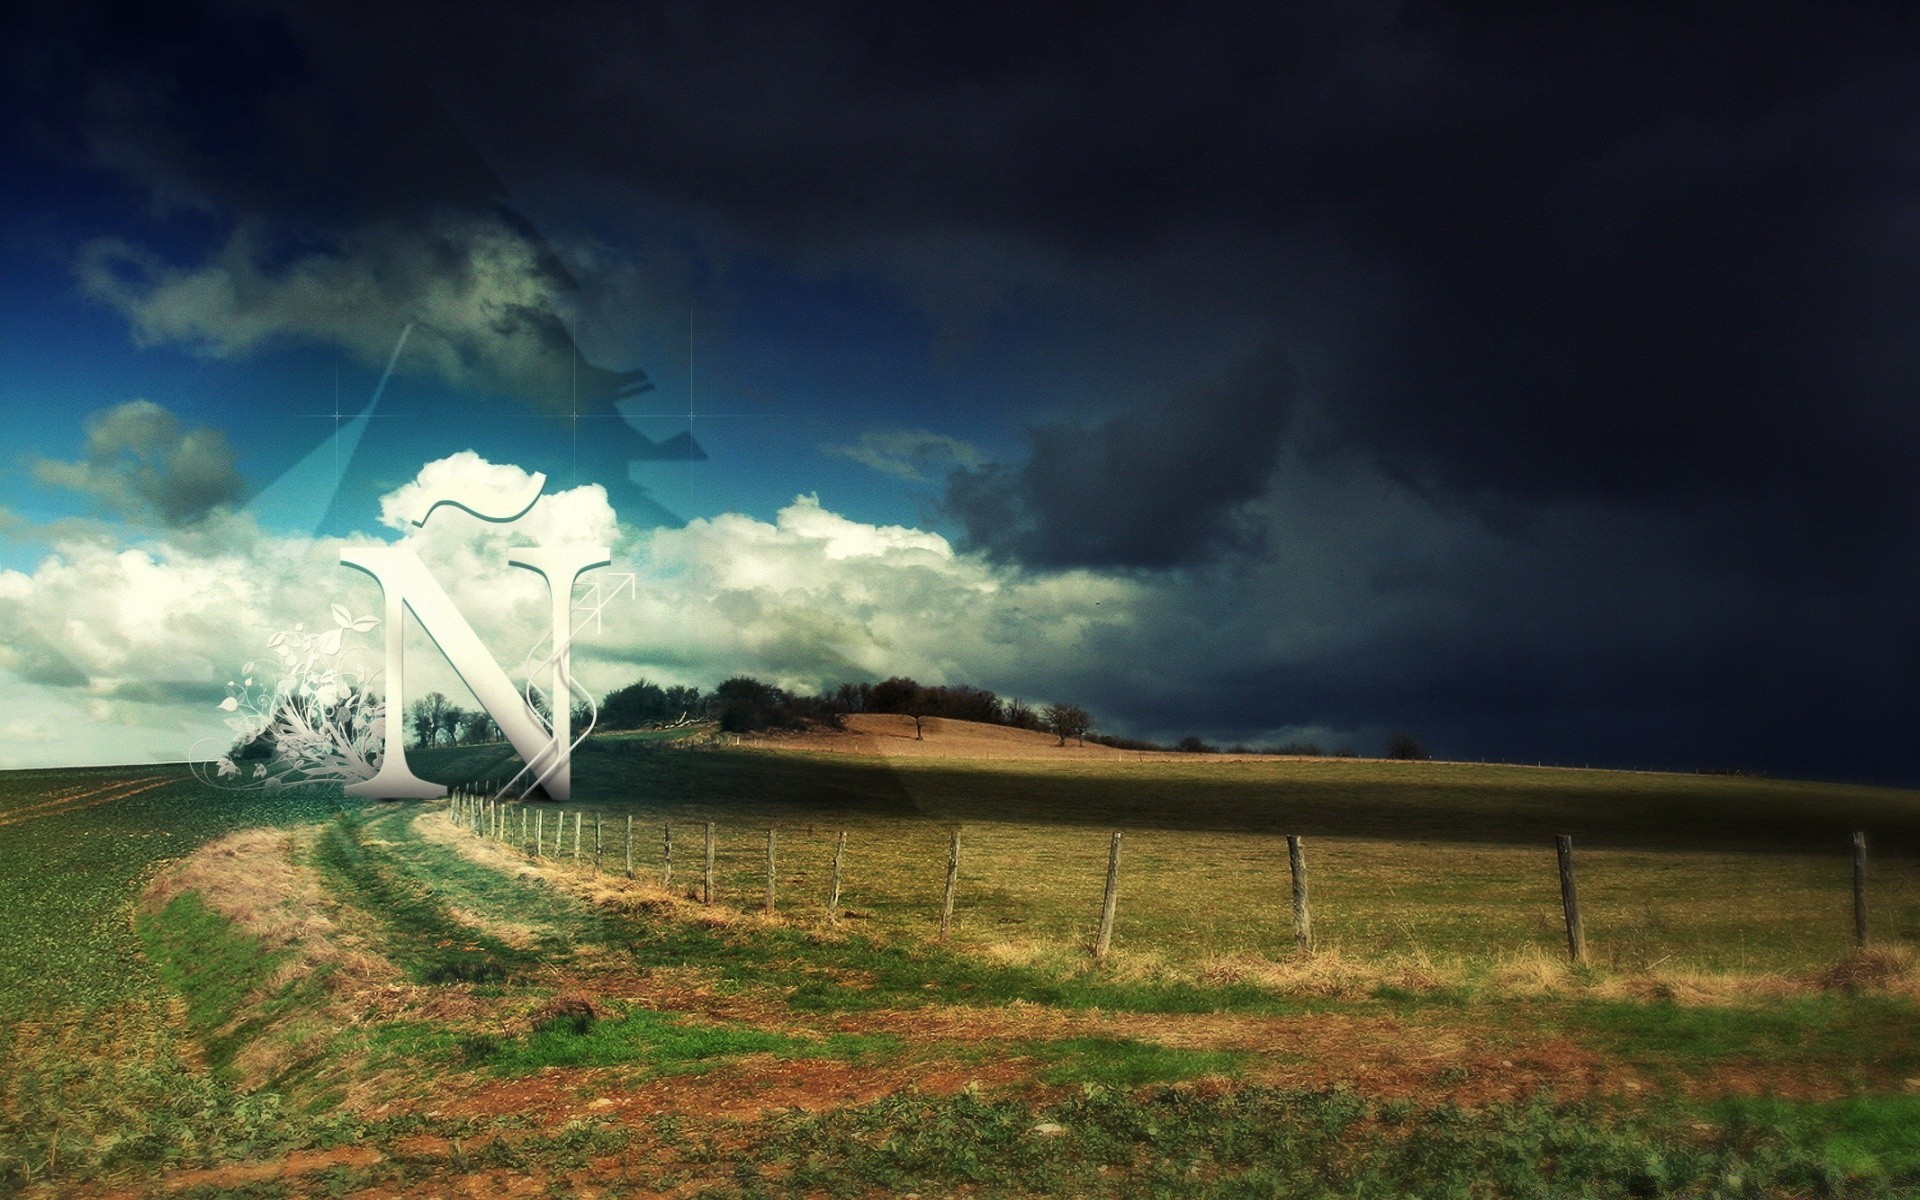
[[432, 804, 1920, 1002], [142, 829, 410, 1089], [741, 713, 1286, 761], [143, 827, 400, 995]]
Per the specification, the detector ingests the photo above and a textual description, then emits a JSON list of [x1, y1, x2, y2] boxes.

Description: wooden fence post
[[624, 814, 634, 879], [1287, 835, 1313, 954], [939, 829, 961, 939], [764, 828, 777, 915], [705, 822, 716, 904], [828, 831, 847, 919], [535, 809, 543, 859], [1094, 831, 1123, 960], [1853, 831, 1870, 948], [1556, 834, 1586, 964], [572, 812, 582, 864], [663, 823, 674, 890]]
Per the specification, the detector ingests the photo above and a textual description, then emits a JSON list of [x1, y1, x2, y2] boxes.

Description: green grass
[[1561, 995, 1920, 1088], [748, 1084, 1920, 1198], [311, 810, 534, 984], [0, 767, 347, 1016], [1712, 1095, 1920, 1177], [463, 1006, 899, 1075], [1024, 1036, 1246, 1088], [132, 890, 330, 1075]]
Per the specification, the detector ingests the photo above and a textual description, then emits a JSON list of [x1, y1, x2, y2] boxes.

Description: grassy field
[[416, 735, 1920, 975], [3, 738, 1920, 1196]]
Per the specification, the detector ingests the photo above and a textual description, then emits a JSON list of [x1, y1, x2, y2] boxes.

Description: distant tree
[[1090, 732, 1164, 751], [1276, 741, 1323, 757], [1044, 702, 1093, 747], [409, 692, 451, 748], [662, 685, 703, 723], [861, 676, 925, 737], [437, 703, 467, 748], [714, 676, 792, 732], [867, 676, 920, 714], [1386, 732, 1427, 760], [1175, 735, 1217, 753], [833, 681, 869, 714], [1004, 699, 1040, 731], [601, 678, 670, 730], [463, 711, 499, 744], [928, 684, 1004, 725]]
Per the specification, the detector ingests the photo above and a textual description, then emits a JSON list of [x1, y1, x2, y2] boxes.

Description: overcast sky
[[3, 1, 1918, 780]]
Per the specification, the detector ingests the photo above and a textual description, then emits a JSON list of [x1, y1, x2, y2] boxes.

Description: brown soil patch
[[815, 1001, 1633, 1105], [156, 1146, 386, 1192], [82, 1146, 386, 1198], [438, 1053, 1033, 1128]]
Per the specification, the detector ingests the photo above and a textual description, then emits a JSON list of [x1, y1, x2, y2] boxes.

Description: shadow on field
[[410, 738, 1920, 855]]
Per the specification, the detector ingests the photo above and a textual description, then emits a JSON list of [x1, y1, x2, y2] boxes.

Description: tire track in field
[[0, 777, 174, 827], [0, 776, 165, 820], [0, 780, 100, 813]]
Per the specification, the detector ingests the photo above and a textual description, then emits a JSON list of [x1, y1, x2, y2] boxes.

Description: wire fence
[[442, 789, 1905, 973]]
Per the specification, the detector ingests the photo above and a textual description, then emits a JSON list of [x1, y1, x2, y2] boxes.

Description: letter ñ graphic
[[340, 471, 607, 799]]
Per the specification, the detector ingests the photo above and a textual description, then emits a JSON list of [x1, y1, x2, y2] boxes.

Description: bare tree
[[1044, 702, 1092, 747]]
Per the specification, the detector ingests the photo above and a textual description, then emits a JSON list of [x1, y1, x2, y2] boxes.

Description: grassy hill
[[404, 730, 1920, 975], [416, 724, 1920, 851]]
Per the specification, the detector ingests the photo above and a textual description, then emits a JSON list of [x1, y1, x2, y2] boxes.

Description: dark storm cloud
[[3, 0, 647, 411], [945, 351, 1298, 567], [107, 0, 1907, 579], [8, 0, 1920, 776]]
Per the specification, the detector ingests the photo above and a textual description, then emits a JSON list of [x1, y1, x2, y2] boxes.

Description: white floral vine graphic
[[194, 603, 385, 790]]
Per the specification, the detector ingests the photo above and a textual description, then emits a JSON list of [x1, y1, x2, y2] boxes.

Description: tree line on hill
[[249, 674, 1427, 761], [583, 674, 1432, 759], [606, 674, 1099, 746]]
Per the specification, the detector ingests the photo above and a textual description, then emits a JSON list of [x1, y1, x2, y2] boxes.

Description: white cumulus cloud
[[0, 453, 1145, 767]]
